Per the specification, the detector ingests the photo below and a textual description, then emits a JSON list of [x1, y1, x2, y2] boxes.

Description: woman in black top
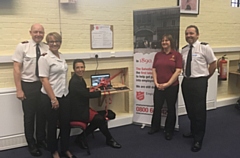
[[69, 59, 121, 149]]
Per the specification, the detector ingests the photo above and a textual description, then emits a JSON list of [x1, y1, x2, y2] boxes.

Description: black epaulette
[[200, 42, 208, 45], [41, 53, 47, 56], [21, 41, 29, 44], [182, 45, 188, 49]]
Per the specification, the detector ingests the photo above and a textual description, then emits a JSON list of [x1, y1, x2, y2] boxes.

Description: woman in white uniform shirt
[[38, 32, 76, 158]]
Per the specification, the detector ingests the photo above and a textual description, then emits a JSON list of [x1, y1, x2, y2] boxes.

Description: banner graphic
[[133, 7, 180, 129]]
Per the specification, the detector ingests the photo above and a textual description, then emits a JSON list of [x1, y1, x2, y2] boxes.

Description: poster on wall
[[133, 7, 180, 129], [90, 24, 113, 49]]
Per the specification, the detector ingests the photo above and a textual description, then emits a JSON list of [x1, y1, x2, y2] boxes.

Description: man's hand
[[16, 89, 26, 101], [51, 99, 59, 110]]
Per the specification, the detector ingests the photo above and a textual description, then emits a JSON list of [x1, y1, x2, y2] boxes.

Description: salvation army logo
[[136, 91, 144, 101]]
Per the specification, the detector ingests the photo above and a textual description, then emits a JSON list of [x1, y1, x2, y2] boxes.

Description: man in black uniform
[[181, 25, 216, 152], [12, 24, 48, 156]]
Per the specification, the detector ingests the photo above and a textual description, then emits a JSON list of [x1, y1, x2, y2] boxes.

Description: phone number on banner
[[135, 105, 168, 116]]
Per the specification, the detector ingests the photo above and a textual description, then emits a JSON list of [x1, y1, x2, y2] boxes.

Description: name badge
[[192, 53, 199, 57]]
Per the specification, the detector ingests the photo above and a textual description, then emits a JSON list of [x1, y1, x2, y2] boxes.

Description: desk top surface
[[101, 88, 130, 95]]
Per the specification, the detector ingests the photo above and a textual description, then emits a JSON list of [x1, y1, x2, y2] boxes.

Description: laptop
[[90, 73, 116, 91]]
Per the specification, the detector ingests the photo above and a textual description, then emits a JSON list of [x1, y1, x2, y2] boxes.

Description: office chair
[[57, 121, 90, 155], [70, 121, 90, 155]]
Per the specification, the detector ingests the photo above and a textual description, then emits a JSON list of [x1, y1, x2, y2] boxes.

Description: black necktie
[[35, 44, 41, 77], [186, 45, 193, 77]]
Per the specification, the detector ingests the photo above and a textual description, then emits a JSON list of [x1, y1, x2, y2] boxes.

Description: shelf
[[229, 71, 240, 75], [85, 67, 131, 120], [101, 88, 130, 95]]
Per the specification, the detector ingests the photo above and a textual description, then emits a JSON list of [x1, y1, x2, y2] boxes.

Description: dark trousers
[[21, 81, 46, 145], [181, 77, 208, 143], [41, 93, 71, 153], [151, 85, 179, 133], [83, 109, 112, 140]]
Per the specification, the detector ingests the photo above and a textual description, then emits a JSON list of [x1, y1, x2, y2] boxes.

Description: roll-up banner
[[133, 7, 180, 129]]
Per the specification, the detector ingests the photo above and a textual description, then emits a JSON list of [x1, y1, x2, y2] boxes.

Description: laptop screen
[[91, 74, 111, 87]]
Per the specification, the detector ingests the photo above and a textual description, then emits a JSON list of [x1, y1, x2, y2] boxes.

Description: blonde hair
[[45, 32, 62, 43]]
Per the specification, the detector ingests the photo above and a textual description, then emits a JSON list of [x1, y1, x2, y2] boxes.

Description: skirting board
[[0, 134, 27, 151], [217, 96, 239, 107], [0, 115, 133, 151], [0, 98, 237, 151], [178, 101, 216, 116]]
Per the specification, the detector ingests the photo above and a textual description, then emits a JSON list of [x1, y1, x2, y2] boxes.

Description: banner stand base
[[141, 124, 146, 129]]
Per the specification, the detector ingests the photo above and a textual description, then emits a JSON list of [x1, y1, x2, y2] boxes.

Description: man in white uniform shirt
[[12, 23, 48, 157], [181, 25, 216, 152]]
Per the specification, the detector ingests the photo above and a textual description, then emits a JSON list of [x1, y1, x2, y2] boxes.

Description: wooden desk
[[99, 88, 131, 107], [101, 88, 130, 95]]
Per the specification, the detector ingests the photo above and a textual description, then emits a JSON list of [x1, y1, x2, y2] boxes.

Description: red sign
[[136, 91, 144, 101]]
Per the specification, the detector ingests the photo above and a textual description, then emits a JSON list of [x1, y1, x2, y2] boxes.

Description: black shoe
[[106, 138, 121, 148], [75, 137, 87, 149], [191, 142, 202, 152], [148, 129, 159, 135], [164, 132, 172, 140], [37, 140, 47, 149], [61, 151, 77, 158], [183, 132, 194, 138], [28, 144, 42, 157]]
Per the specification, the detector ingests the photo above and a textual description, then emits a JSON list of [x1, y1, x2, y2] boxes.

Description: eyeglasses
[[48, 41, 61, 45]]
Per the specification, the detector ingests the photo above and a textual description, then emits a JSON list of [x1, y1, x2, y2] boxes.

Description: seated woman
[[69, 59, 121, 149]]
